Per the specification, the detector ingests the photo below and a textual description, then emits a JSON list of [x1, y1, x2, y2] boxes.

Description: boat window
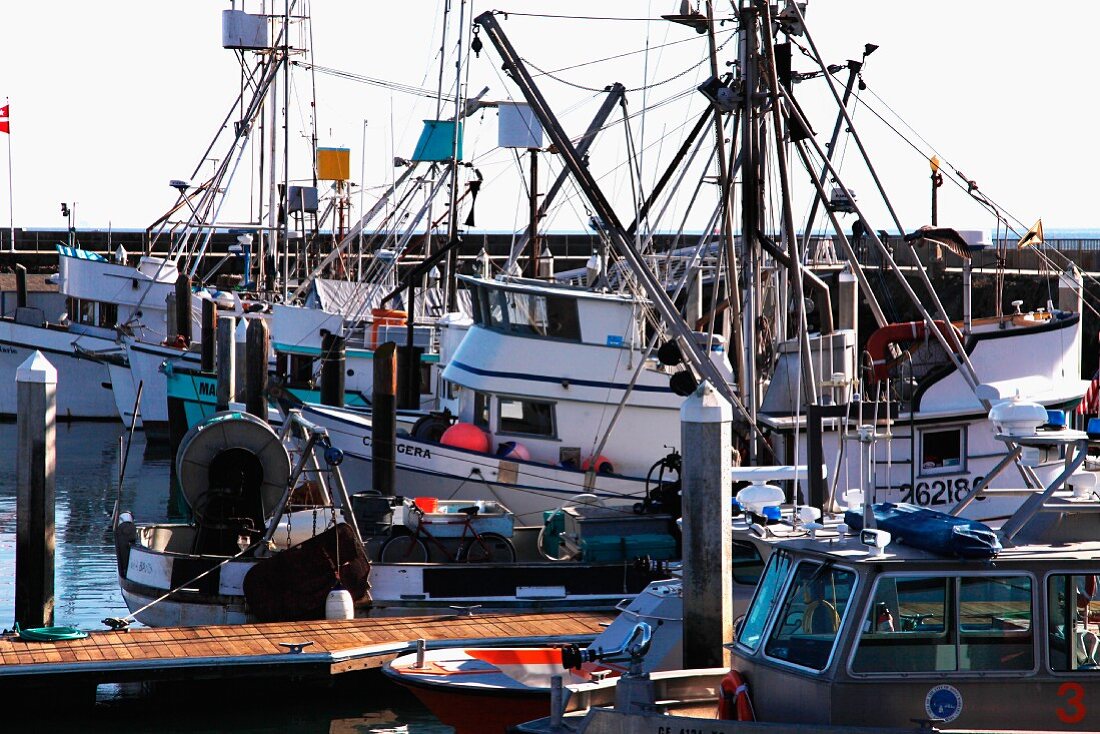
[[479, 287, 581, 341], [853, 575, 952, 673], [497, 397, 555, 437], [469, 286, 485, 326], [732, 540, 765, 586], [98, 301, 118, 329], [487, 289, 508, 330], [852, 574, 1035, 675], [920, 427, 965, 476], [473, 391, 491, 429], [764, 561, 856, 670], [1047, 574, 1100, 672], [737, 551, 791, 651], [959, 576, 1032, 671], [544, 296, 581, 340]]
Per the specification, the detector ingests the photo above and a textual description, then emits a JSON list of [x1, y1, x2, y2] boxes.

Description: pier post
[[373, 342, 397, 496], [216, 315, 236, 411], [680, 380, 732, 668], [15, 351, 56, 629], [175, 274, 192, 345], [14, 263, 27, 309], [200, 298, 217, 372], [234, 318, 248, 401], [396, 345, 423, 410], [165, 291, 177, 343], [320, 332, 346, 407], [245, 318, 269, 421]]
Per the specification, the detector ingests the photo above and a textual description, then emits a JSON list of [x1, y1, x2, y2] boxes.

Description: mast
[[473, 10, 763, 446], [445, 0, 467, 310]]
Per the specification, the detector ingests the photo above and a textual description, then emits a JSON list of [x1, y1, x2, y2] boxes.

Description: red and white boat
[[382, 578, 684, 734]]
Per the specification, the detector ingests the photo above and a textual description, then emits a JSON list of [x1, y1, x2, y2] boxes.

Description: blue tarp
[[844, 502, 1002, 560]]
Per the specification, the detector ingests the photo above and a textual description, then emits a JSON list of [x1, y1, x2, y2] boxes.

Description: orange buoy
[[582, 455, 614, 474], [440, 422, 490, 453], [716, 669, 755, 721]]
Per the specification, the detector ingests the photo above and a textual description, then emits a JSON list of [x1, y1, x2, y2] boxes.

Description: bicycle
[[379, 500, 517, 563]]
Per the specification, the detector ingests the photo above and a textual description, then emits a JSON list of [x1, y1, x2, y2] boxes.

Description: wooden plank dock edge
[[0, 610, 609, 688]]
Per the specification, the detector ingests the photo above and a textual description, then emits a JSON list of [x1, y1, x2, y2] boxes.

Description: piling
[[14, 263, 27, 309], [373, 341, 397, 496], [245, 318, 269, 421], [165, 291, 178, 343], [200, 298, 217, 372], [320, 332, 346, 407], [216, 315, 236, 411], [175, 274, 192, 344], [234, 318, 249, 401], [679, 380, 732, 668], [15, 351, 56, 629]]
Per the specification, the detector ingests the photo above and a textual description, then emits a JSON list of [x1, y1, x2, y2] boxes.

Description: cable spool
[[176, 411, 291, 554]]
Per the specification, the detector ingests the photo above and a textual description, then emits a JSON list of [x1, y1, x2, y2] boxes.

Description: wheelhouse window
[[469, 286, 485, 326], [852, 574, 1033, 674], [478, 286, 581, 341], [737, 551, 791, 651], [497, 397, 555, 437], [764, 561, 856, 670], [98, 302, 118, 328], [920, 426, 965, 475], [1048, 574, 1100, 672]]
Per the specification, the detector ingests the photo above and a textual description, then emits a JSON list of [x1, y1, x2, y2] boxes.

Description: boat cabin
[[729, 510, 1100, 730], [440, 274, 732, 475]]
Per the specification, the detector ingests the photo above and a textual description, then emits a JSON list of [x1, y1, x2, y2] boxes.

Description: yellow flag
[[1017, 219, 1044, 249]]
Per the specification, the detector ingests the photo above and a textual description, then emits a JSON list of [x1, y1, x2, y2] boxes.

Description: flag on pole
[[1078, 367, 1100, 416], [0, 104, 8, 134], [1017, 218, 1043, 249]]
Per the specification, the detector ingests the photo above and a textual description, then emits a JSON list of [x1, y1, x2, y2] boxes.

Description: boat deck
[[0, 610, 608, 690]]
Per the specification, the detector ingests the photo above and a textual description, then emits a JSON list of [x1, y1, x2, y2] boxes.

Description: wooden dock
[[0, 610, 609, 692]]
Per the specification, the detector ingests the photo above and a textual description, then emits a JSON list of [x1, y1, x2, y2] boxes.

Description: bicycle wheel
[[462, 532, 516, 563], [380, 534, 429, 563]]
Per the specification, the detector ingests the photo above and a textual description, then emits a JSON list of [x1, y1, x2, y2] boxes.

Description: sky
[[1, 1, 1098, 240]]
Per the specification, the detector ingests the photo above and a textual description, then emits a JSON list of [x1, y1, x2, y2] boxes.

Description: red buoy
[[440, 422, 490, 453], [582, 455, 614, 474]]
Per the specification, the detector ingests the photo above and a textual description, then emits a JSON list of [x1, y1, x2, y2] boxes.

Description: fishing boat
[[516, 403, 1100, 732], [112, 408, 681, 627]]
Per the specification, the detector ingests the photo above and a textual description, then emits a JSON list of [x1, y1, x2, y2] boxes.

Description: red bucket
[[413, 496, 439, 513]]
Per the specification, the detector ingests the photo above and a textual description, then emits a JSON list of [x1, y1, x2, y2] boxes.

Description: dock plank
[[0, 611, 609, 686]]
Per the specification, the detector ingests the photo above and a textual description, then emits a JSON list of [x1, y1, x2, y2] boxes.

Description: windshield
[[737, 550, 792, 650], [763, 561, 857, 671]]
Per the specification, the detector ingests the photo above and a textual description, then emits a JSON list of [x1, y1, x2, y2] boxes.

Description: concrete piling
[[245, 318, 269, 421], [679, 380, 733, 668], [15, 351, 57, 629], [216, 316, 236, 411]]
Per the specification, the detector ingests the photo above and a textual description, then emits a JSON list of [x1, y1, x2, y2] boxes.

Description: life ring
[[865, 319, 962, 382], [716, 669, 755, 721]]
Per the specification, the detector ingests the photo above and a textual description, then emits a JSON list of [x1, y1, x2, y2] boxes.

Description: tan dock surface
[[0, 610, 610, 687]]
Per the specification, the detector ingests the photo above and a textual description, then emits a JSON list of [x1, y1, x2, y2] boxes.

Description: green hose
[[13, 622, 89, 641]]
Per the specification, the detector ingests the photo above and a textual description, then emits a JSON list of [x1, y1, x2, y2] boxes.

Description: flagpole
[[4, 99, 11, 252]]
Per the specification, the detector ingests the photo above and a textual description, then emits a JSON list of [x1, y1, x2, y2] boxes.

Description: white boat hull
[[301, 403, 658, 525], [0, 319, 119, 419]]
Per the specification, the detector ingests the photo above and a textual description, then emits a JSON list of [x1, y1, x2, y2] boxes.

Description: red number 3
[[1058, 682, 1086, 724]]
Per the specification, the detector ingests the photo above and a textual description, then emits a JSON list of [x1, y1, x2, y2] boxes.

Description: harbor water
[[0, 421, 453, 732]]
